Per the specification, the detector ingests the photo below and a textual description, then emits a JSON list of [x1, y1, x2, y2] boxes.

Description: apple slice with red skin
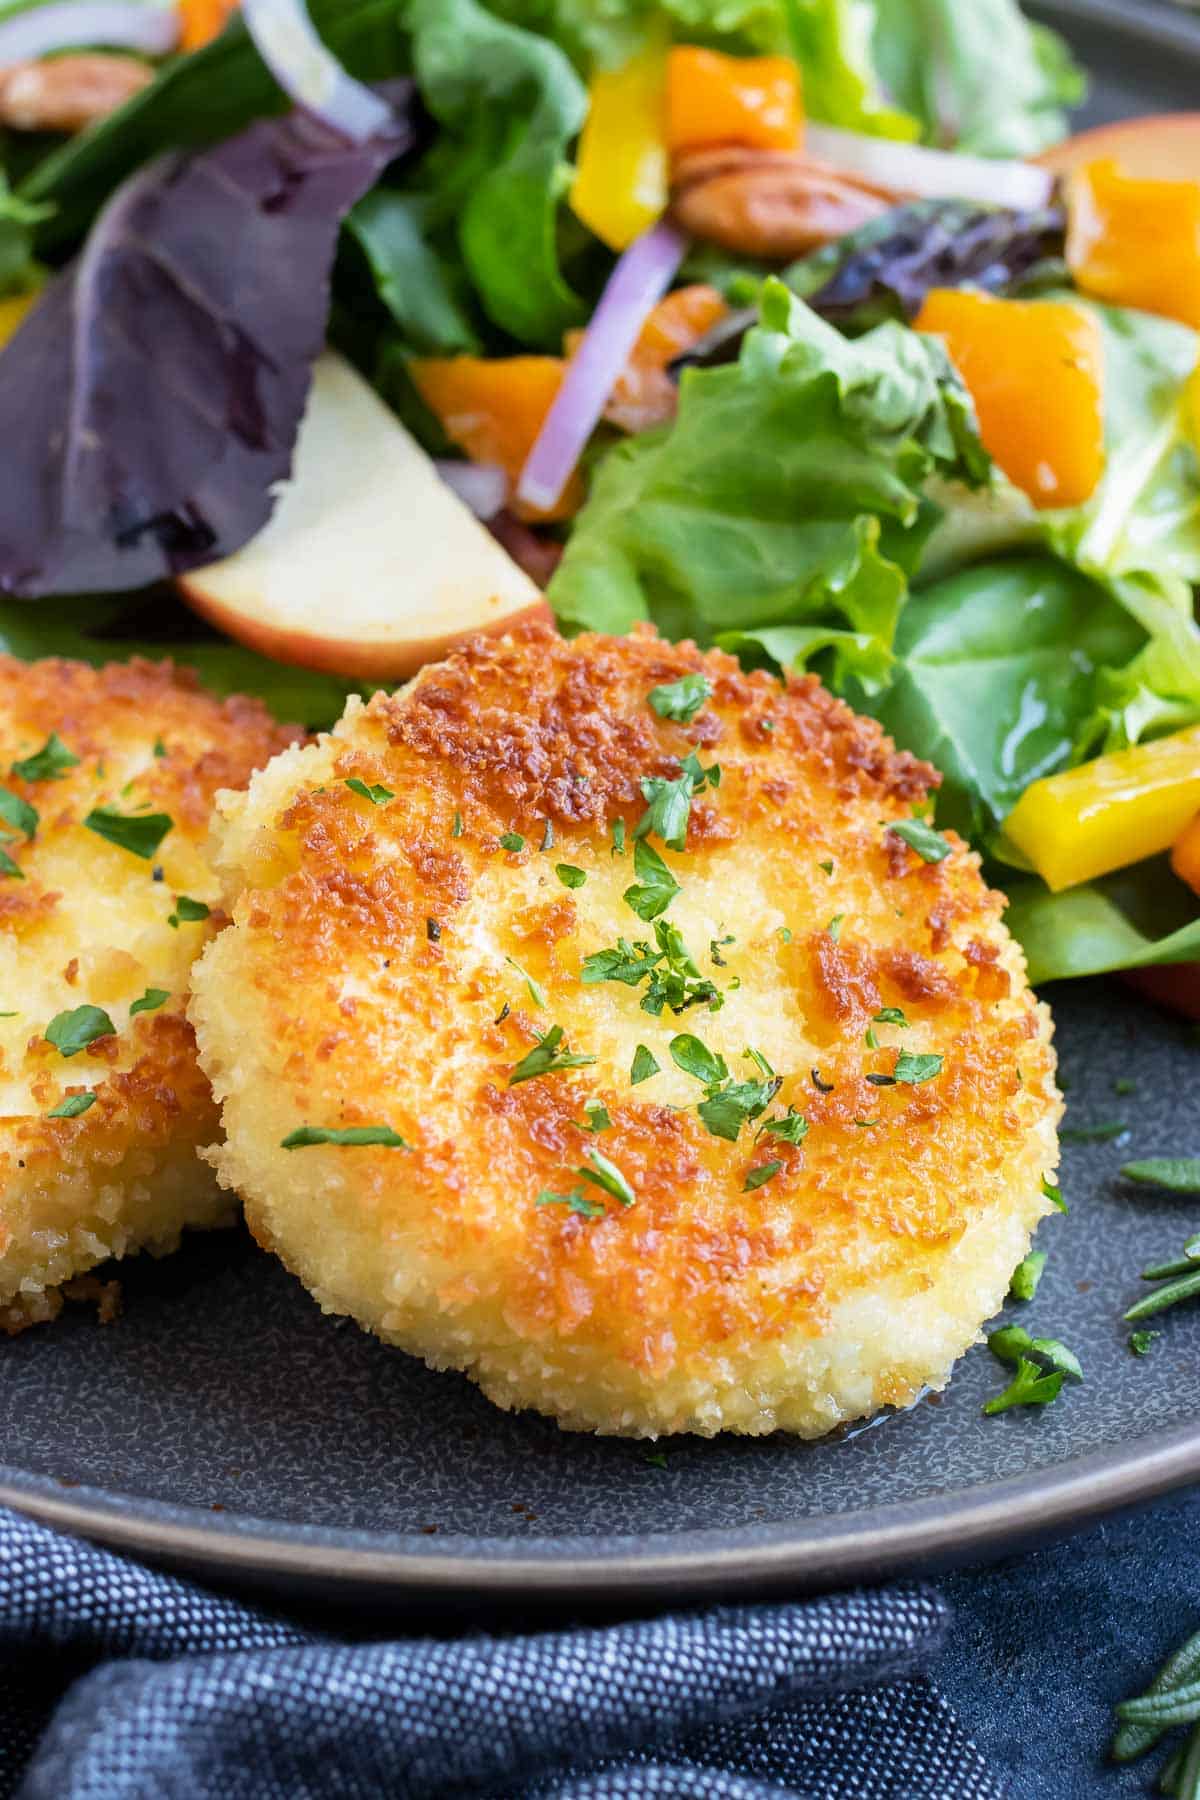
[[1038, 114, 1200, 183], [179, 351, 551, 682]]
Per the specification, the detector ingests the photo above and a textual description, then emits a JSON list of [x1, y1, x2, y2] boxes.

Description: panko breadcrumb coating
[[0, 657, 302, 1334], [192, 623, 1061, 1438]]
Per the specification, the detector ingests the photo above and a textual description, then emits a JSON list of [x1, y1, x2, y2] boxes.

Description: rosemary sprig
[[1111, 1626, 1200, 1775]]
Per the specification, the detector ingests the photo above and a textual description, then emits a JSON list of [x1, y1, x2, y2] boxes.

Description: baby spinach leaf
[[1005, 857, 1200, 986]]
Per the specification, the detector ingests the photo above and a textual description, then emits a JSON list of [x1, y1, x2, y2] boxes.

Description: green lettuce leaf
[[549, 278, 989, 691], [0, 598, 355, 729], [0, 174, 49, 299], [344, 190, 483, 356], [1006, 859, 1200, 986], [866, 0, 1084, 157]]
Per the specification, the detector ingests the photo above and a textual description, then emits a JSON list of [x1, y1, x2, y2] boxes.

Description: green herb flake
[[864, 1027, 879, 1050], [0, 847, 23, 879], [760, 1108, 809, 1146], [988, 1324, 1082, 1382], [153, 738, 168, 760], [1060, 1120, 1129, 1144], [887, 818, 953, 864], [777, 927, 792, 944], [47, 1090, 97, 1119], [1042, 1174, 1067, 1213], [345, 777, 394, 806], [669, 1034, 729, 1087], [630, 1045, 660, 1085], [853, 1117, 880, 1129], [1129, 1330, 1160, 1357], [634, 772, 694, 852], [874, 1008, 909, 1029], [1121, 1157, 1200, 1193], [282, 1125, 411, 1150], [452, 811, 464, 838], [12, 734, 79, 783], [827, 914, 844, 942], [648, 673, 712, 723], [698, 1075, 781, 1144], [583, 1099, 612, 1133], [1113, 1078, 1138, 1097], [129, 988, 170, 1017], [744, 1159, 783, 1192], [623, 839, 681, 923], [578, 1147, 636, 1208], [499, 832, 526, 853], [642, 1450, 668, 1470], [1009, 1252, 1047, 1303], [168, 896, 210, 929], [556, 864, 587, 890], [536, 1187, 606, 1219], [84, 806, 172, 861], [44, 1005, 117, 1058], [894, 1051, 943, 1085], [611, 819, 627, 856], [0, 787, 38, 840], [819, 859, 834, 876], [983, 1357, 1065, 1416], [509, 1025, 597, 1087], [504, 957, 546, 1010]]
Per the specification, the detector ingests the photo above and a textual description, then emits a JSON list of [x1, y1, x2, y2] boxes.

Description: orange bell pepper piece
[[564, 284, 729, 435], [1171, 809, 1200, 898], [1066, 158, 1200, 330], [180, 0, 239, 51], [915, 289, 1106, 510], [408, 356, 584, 524], [666, 47, 803, 155]]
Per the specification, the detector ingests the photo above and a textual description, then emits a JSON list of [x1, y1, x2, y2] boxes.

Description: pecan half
[[0, 53, 154, 134], [670, 147, 900, 260]]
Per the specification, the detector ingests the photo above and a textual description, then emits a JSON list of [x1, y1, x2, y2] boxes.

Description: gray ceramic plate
[[3, 0, 1200, 1612]]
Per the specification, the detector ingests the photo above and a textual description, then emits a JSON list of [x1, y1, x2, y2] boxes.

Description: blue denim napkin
[[0, 1505, 1002, 1800]]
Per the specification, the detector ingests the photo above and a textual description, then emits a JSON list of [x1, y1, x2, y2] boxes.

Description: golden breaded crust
[[192, 623, 1061, 1437], [0, 656, 302, 1332]]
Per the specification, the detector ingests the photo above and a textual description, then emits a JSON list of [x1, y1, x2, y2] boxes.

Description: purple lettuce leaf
[[0, 87, 420, 598]]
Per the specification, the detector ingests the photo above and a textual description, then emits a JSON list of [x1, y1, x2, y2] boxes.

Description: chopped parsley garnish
[[504, 957, 546, 1009], [1009, 1252, 1046, 1303], [777, 927, 792, 944], [540, 819, 555, 852], [129, 988, 170, 1016], [591, 920, 722, 1017], [84, 806, 172, 861], [452, 811, 464, 838], [643, 1450, 668, 1470], [47, 1091, 97, 1119], [853, 1117, 879, 1129], [499, 832, 526, 853], [582, 939, 662, 990], [622, 839, 681, 923], [699, 1075, 782, 1144], [874, 1007, 909, 1029], [536, 1188, 605, 1219], [669, 1034, 728, 1087], [647, 673, 712, 723], [345, 778, 393, 805], [630, 1045, 659, 1085], [611, 819, 626, 856], [583, 1099, 612, 1133], [1129, 1330, 1160, 1357], [709, 935, 734, 967], [894, 1051, 944, 1085], [983, 1357, 1064, 1416], [168, 896, 210, 929], [819, 859, 834, 876], [0, 786, 38, 839], [282, 1126, 411, 1150], [578, 1147, 636, 1208], [827, 914, 844, 942], [988, 1324, 1082, 1383], [1121, 1157, 1200, 1193], [864, 1027, 879, 1051], [744, 1160, 783, 1192], [11, 734, 79, 782], [811, 1068, 834, 1094], [1060, 1120, 1129, 1144], [887, 818, 953, 864], [508, 1025, 597, 1086], [556, 864, 587, 890], [426, 919, 442, 942], [153, 738, 167, 759], [759, 1108, 809, 1146], [1042, 1174, 1067, 1213], [0, 846, 23, 880], [681, 751, 720, 792], [634, 772, 694, 852], [1113, 1077, 1137, 1097], [44, 1005, 117, 1058]]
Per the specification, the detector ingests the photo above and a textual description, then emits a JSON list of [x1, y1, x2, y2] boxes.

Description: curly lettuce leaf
[[549, 278, 989, 692], [1006, 859, 1200, 986], [866, 0, 1084, 157]]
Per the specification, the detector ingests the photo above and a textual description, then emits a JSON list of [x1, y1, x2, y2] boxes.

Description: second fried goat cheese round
[[0, 656, 302, 1335], [191, 623, 1062, 1438]]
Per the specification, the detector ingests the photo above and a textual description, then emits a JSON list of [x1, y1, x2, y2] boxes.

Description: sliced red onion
[[807, 124, 1055, 212], [242, 0, 392, 143], [517, 220, 688, 516], [434, 459, 508, 522], [0, 2, 180, 63]]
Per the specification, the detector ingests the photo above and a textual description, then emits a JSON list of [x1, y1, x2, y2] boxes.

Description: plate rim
[[5, 0, 1200, 1609], [4, 1417, 1199, 1602]]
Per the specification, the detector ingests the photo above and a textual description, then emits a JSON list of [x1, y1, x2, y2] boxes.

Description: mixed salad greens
[[3, 0, 1200, 991]]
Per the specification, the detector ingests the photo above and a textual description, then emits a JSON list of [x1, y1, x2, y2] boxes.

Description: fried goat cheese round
[[191, 623, 1062, 1438], [0, 656, 302, 1335]]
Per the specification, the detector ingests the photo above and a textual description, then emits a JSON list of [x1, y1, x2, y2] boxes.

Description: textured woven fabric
[[0, 1506, 1001, 1800]]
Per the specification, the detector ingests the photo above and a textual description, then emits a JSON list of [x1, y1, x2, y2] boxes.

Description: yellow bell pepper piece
[[570, 45, 668, 252], [1005, 725, 1200, 893], [0, 292, 35, 350]]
